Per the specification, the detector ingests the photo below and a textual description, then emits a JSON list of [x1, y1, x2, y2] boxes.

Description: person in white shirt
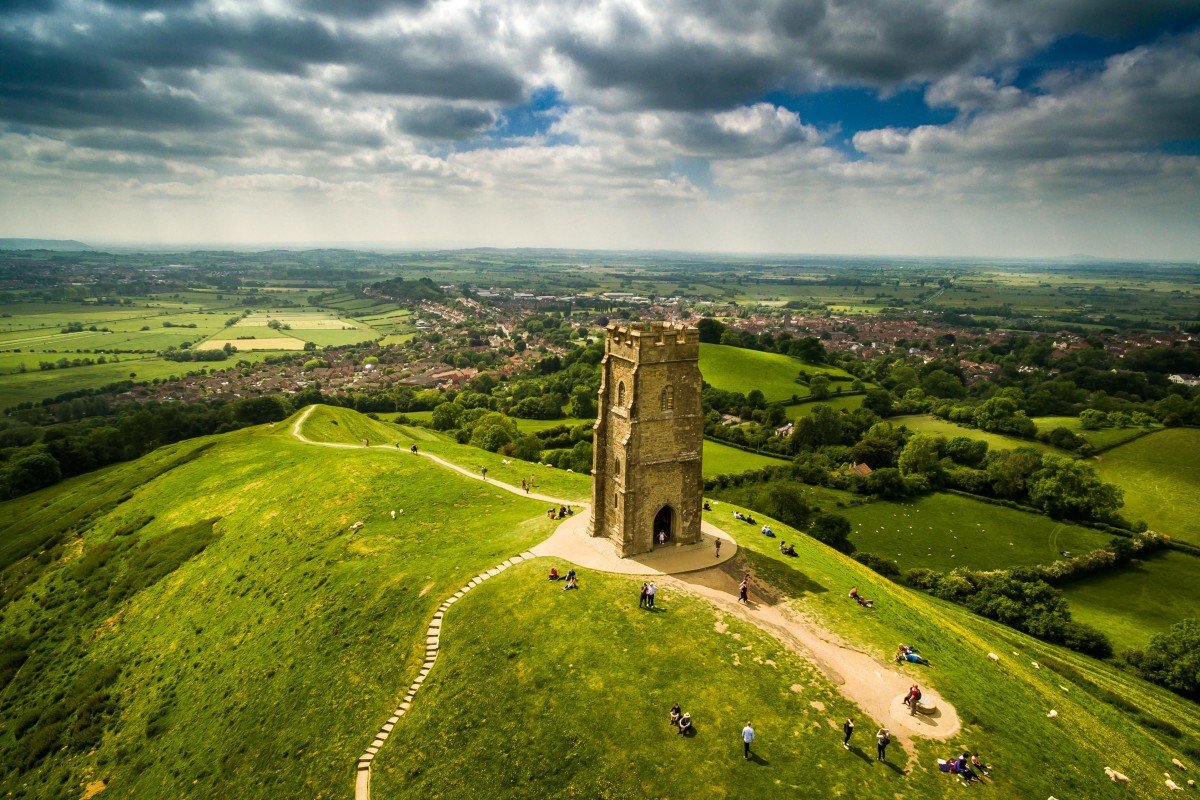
[[741, 722, 755, 759], [646, 582, 657, 609]]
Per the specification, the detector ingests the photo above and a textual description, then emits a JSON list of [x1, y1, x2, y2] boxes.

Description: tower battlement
[[604, 322, 700, 364]]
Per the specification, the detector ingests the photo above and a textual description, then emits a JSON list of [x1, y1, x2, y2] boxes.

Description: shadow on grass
[[746, 752, 770, 766], [847, 745, 871, 765], [880, 758, 905, 775]]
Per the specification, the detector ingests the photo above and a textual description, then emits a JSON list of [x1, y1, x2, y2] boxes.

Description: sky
[[1, 0, 1199, 258]]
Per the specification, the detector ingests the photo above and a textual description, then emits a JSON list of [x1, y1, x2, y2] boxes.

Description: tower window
[[614, 492, 619, 508], [617, 381, 626, 406], [660, 386, 674, 411], [614, 459, 621, 476]]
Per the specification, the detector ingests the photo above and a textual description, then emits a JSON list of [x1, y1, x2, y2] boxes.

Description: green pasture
[[786, 394, 864, 419], [702, 439, 789, 477], [893, 415, 1056, 453], [1064, 550, 1200, 652], [1094, 428, 1200, 546], [294, 328, 381, 347], [0, 415, 559, 799], [839, 493, 1112, 572], [699, 343, 854, 403], [1033, 416, 1156, 450]]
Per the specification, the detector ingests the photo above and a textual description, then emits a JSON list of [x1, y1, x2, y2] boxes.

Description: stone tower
[[589, 322, 704, 557]]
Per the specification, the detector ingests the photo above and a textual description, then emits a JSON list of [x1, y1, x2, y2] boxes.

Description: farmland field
[[1094, 428, 1200, 546], [197, 337, 305, 351], [701, 439, 789, 476], [1033, 416, 1156, 450], [893, 414, 1057, 453], [698, 343, 854, 403], [840, 492, 1111, 572], [1064, 550, 1200, 651], [785, 394, 864, 418]]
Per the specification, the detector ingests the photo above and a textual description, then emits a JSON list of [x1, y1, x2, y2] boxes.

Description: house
[[774, 422, 794, 437], [845, 462, 873, 477]]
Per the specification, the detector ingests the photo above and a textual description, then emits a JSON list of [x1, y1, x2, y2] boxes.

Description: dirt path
[[663, 560, 961, 753]]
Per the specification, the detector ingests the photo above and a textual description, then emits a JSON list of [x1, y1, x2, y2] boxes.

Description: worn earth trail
[[287, 406, 960, 797]]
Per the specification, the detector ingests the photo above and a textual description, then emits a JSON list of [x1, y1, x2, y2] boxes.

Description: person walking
[[714, 538, 722, 558], [738, 576, 749, 604], [876, 728, 890, 761], [741, 722, 755, 759], [647, 582, 657, 609], [639, 583, 648, 609], [521, 478, 527, 492], [842, 718, 854, 749], [481, 466, 488, 479]]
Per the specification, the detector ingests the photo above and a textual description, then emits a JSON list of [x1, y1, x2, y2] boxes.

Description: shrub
[[853, 552, 900, 578]]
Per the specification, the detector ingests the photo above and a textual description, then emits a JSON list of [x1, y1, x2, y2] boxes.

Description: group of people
[[548, 567, 577, 590], [639, 582, 659, 609], [546, 505, 574, 519], [668, 704, 693, 736], [520, 476, 538, 493], [778, 540, 797, 557], [732, 510, 757, 525], [940, 752, 990, 782], [848, 586, 874, 608], [894, 644, 931, 666], [841, 719, 892, 761], [760, 524, 775, 538]]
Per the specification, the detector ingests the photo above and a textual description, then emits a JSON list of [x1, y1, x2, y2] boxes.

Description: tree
[[567, 385, 596, 419], [1027, 454, 1123, 522], [985, 447, 1043, 498], [862, 389, 895, 418], [920, 369, 965, 399], [232, 396, 291, 425], [943, 436, 988, 467], [852, 422, 906, 469], [974, 396, 1037, 438], [696, 317, 726, 344], [1078, 409, 1108, 430], [1123, 618, 1200, 701], [898, 434, 944, 483], [790, 337, 826, 363], [865, 468, 907, 499], [1, 449, 61, 497], [809, 513, 855, 554], [808, 374, 831, 401], [759, 483, 810, 529], [431, 402, 464, 431]]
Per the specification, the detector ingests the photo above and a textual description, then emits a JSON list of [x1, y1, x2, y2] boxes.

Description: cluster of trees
[[904, 567, 1114, 657], [1123, 619, 1200, 701], [709, 477, 856, 553], [35, 356, 108, 371], [368, 276, 444, 302], [162, 346, 234, 362], [0, 396, 292, 500], [697, 317, 830, 363]]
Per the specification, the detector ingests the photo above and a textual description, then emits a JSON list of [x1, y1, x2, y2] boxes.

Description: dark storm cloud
[[343, 43, 524, 102], [299, 0, 427, 18], [71, 131, 232, 158], [0, 0, 56, 15], [986, 0, 1200, 39], [394, 104, 497, 139]]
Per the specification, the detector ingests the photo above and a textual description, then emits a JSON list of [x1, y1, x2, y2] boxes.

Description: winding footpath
[[290, 407, 585, 800], [287, 406, 959, 797]]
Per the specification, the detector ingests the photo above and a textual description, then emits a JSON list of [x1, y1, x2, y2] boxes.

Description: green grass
[[291, 328, 381, 347], [1063, 550, 1200, 652], [839, 493, 1113, 572], [893, 415, 1057, 453], [786, 394, 864, 419], [1033, 416, 1157, 450], [699, 343, 854, 403], [701, 502, 1200, 800], [0, 413, 558, 799], [1094, 428, 1200, 546], [3, 406, 1198, 800], [702, 439, 789, 477], [371, 560, 923, 799]]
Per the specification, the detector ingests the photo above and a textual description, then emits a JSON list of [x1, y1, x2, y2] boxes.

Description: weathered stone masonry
[[589, 322, 704, 557]]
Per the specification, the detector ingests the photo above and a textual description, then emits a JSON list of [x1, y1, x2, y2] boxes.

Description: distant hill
[[0, 238, 92, 251]]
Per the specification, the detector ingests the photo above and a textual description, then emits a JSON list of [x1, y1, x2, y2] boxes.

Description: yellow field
[[236, 313, 361, 330], [197, 338, 305, 351]]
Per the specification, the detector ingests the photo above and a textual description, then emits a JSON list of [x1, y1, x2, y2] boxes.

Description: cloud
[[394, 104, 498, 139]]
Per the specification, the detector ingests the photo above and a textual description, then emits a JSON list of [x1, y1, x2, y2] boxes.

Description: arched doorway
[[653, 505, 674, 548]]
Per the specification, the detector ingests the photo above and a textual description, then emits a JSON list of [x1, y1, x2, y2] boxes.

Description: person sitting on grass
[[970, 753, 990, 777], [677, 712, 692, 735], [563, 575, 578, 591], [548, 567, 560, 581], [849, 587, 874, 608], [894, 645, 930, 665]]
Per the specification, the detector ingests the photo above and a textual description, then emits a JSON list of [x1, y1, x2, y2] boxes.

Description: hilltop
[[0, 239, 92, 251], [0, 406, 1196, 799]]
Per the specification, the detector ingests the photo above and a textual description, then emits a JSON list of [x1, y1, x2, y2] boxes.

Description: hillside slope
[[0, 406, 1194, 800]]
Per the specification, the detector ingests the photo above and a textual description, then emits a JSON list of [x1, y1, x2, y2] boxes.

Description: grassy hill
[[0, 406, 1196, 799], [1093, 428, 1200, 547], [699, 343, 855, 403]]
